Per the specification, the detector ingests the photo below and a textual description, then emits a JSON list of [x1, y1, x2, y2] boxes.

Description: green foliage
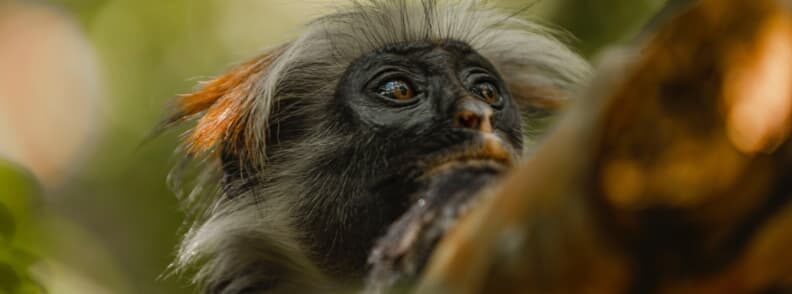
[[551, 0, 664, 57], [0, 1, 662, 293], [0, 161, 44, 294]]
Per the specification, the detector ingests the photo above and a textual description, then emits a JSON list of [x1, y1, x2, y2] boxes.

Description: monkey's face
[[336, 40, 522, 177], [167, 2, 589, 290], [335, 40, 523, 194], [299, 40, 523, 276]]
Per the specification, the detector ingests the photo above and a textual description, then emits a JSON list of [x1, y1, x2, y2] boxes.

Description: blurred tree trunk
[[417, 0, 792, 293]]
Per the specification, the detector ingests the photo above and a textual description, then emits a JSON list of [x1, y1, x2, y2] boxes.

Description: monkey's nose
[[454, 97, 493, 133]]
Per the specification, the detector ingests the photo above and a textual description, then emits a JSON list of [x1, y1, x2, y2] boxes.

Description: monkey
[[162, 1, 589, 293]]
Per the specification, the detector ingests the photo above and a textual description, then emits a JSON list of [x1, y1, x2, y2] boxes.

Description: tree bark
[[417, 0, 792, 293]]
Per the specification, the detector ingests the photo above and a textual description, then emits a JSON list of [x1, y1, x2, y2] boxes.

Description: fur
[[165, 1, 590, 293]]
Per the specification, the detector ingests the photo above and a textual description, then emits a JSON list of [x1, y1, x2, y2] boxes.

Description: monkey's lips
[[424, 133, 516, 176]]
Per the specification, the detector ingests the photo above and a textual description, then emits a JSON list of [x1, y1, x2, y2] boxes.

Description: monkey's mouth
[[423, 133, 517, 177]]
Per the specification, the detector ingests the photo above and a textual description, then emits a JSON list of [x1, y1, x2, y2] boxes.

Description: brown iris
[[472, 82, 501, 106], [378, 79, 415, 101]]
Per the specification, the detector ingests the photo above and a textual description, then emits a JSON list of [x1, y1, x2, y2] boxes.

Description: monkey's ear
[[162, 46, 287, 158]]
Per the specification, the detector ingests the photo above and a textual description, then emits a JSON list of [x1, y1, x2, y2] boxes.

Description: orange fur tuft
[[167, 46, 286, 156]]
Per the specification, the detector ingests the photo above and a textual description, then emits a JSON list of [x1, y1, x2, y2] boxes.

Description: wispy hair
[[164, 1, 590, 293]]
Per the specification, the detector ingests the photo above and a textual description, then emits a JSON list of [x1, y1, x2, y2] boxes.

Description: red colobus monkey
[[164, 1, 589, 293]]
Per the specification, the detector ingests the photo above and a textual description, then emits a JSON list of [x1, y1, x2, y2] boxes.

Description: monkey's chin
[[424, 133, 516, 177], [416, 143, 513, 206]]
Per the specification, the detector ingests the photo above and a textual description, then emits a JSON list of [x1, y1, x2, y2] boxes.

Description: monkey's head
[[164, 1, 588, 292]]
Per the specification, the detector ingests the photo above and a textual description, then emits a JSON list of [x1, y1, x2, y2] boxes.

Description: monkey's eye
[[377, 79, 416, 102], [471, 82, 502, 108]]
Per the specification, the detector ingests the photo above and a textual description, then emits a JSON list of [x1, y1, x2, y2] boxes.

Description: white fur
[[170, 1, 590, 293]]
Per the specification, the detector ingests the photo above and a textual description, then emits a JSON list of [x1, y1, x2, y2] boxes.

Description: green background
[[1, 0, 663, 292]]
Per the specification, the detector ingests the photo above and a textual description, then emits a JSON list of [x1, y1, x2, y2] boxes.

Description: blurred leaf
[[0, 262, 21, 293], [0, 203, 15, 243], [0, 159, 39, 247], [0, 159, 44, 293], [0, 160, 38, 216]]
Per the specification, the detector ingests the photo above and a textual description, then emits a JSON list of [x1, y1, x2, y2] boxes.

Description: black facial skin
[[296, 40, 523, 279], [222, 40, 524, 284], [339, 41, 521, 144]]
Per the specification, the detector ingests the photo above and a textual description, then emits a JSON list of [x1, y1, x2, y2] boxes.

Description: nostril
[[454, 97, 494, 132], [456, 110, 481, 130]]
